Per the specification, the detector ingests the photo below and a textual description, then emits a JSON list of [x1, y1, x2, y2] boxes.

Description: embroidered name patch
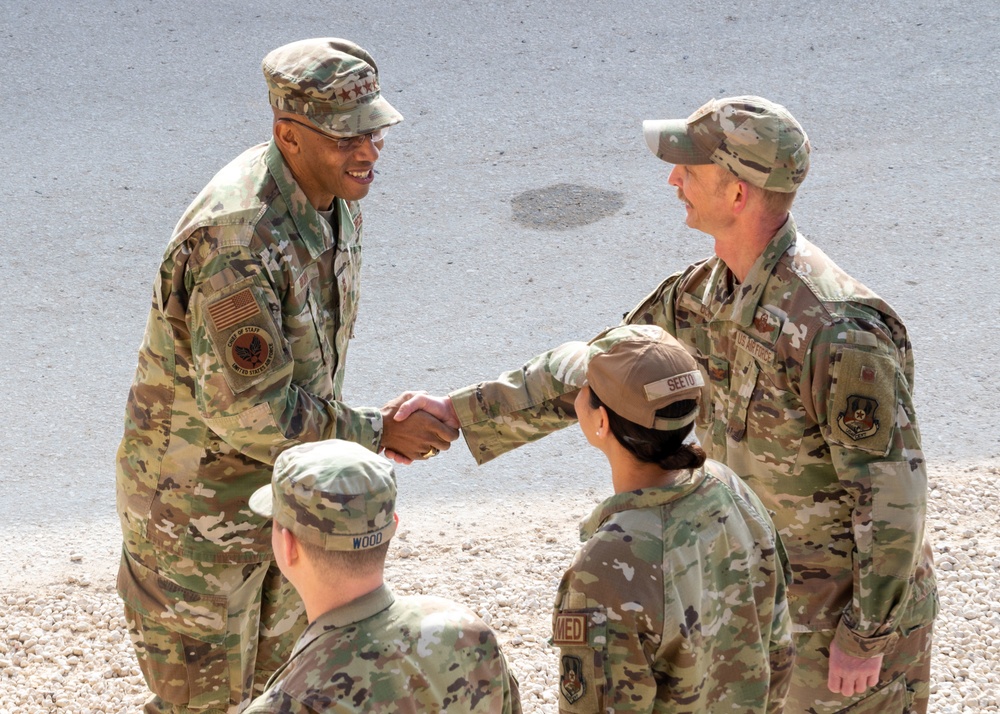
[[208, 288, 261, 332], [644, 370, 705, 400], [553, 613, 588, 646], [227, 326, 274, 377], [735, 331, 776, 364]]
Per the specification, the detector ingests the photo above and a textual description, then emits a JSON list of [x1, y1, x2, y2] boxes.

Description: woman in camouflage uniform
[[550, 325, 794, 713]]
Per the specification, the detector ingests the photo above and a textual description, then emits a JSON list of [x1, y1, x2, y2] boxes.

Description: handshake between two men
[[379, 392, 461, 465]]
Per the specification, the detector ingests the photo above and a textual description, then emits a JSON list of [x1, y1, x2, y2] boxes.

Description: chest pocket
[[282, 266, 333, 396], [732, 326, 808, 475], [332, 242, 362, 361], [726, 348, 758, 442]]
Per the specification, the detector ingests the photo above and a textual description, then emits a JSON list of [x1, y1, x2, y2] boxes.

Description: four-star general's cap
[[643, 95, 809, 192], [552, 325, 704, 431], [250, 439, 397, 551], [263, 37, 403, 138]]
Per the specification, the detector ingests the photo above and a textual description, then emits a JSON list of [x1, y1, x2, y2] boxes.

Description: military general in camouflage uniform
[[116, 39, 458, 713], [546, 325, 793, 712], [243, 439, 521, 713], [393, 96, 937, 712]]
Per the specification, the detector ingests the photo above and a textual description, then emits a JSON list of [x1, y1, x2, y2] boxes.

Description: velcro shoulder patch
[[827, 346, 897, 455], [204, 279, 289, 394]]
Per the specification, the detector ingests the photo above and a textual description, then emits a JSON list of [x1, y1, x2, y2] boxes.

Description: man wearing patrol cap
[[243, 439, 521, 713], [547, 325, 792, 712], [394, 96, 937, 712], [116, 38, 458, 713]]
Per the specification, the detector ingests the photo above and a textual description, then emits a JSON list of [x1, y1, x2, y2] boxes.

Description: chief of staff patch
[[227, 326, 274, 377], [837, 395, 880, 441]]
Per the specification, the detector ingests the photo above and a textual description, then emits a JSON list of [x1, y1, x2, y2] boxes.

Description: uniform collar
[[291, 584, 395, 657], [580, 468, 709, 541], [264, 139, 337, 260], [702, 214, 798, 328]]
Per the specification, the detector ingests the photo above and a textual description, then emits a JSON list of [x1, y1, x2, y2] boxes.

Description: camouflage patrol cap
[[249, 439, 397, 551], [643, 96, 810, 193], [558, 325, 704, 430], [262, 38, 403, 138]]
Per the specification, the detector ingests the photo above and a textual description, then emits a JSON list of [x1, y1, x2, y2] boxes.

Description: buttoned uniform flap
[[827, 344, 897, 456], [551, 606, 607, 714], [117, 548, 228, 644]]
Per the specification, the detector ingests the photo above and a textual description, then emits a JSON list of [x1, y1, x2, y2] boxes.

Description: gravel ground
[[2, 460, 997, 714]]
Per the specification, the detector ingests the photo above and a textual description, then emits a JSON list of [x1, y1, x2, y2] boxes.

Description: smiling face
[[275, 116, 386, 209]]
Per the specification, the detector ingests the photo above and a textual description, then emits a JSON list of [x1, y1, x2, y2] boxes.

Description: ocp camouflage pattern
[[245, 586, 522, 713], [263, 38, 403, 138], [451, 215, 937, 667], [116, 139, 381, 564], [117, 533, 306, 709], [552, 461, 793, 713]]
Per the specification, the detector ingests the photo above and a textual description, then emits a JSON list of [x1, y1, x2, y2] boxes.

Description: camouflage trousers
[[117, 535, 308, 714], [785, 623, 932, 714]]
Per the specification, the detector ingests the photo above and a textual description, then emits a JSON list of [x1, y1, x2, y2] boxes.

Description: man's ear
[[273, 120, 302, 157], [731, 179, 750, 215], [276, 523, 300, 565]]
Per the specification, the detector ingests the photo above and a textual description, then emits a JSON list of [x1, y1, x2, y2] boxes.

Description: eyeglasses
[[277, 118, 388, 150]]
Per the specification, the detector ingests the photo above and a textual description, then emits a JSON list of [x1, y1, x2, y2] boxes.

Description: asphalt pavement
[[1, 0, 997, 542]]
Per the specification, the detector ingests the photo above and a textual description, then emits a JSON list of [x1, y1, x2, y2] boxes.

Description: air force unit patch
[[837, 395, 879, 440], [828, 346, 896, 455], [560, 654, 586, 704]]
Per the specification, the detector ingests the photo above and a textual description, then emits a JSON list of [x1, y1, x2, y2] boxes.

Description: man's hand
[[379, 392, 459, 465], [828, 640, 883, 697], [393, 392, 459, 427]]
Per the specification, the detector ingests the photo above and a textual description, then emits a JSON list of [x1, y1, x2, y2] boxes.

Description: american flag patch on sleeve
[[207, 288, 260, 331]]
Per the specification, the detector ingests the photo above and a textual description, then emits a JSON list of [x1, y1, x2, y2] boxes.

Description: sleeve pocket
[[827, 347, 897, 456], [553, 609, 607, 713]]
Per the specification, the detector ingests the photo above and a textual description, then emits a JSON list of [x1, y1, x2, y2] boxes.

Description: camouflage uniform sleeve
[[452, 271, 688, 465], [184, 242, 381, 466], [620, 269, 686, 334], [552, 534, 661, 713], [765, 508, 795, 713], [448, 345, 581, 465], [711, 465, 795, 712], [804, 320, 927, 659]]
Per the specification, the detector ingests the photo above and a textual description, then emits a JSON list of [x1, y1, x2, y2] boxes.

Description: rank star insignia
[[837, 395, 880, 440], [560, 655, 586, 704]]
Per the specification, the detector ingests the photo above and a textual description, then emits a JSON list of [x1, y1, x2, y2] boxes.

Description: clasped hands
[[379, 392, 459, 465]]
